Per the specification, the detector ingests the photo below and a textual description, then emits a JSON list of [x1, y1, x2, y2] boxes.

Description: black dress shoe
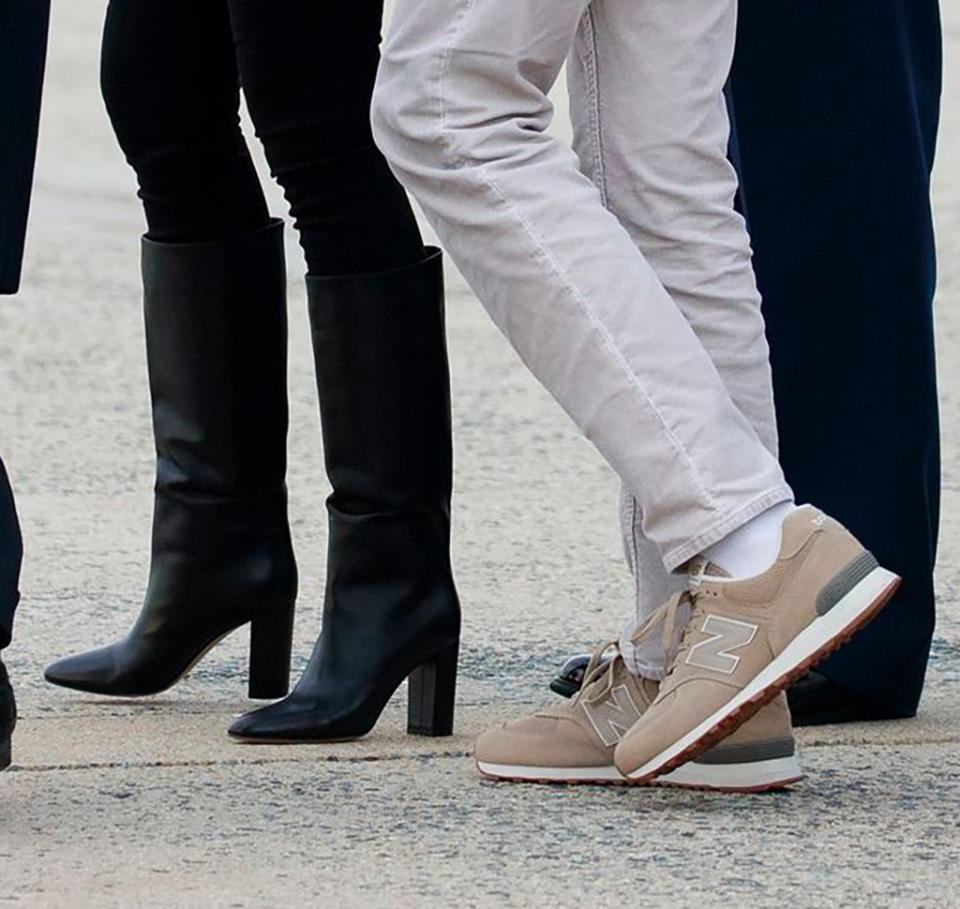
[[1, 660, 14, 771], [787, 670, 916, 726], [550, 653, 593, 698]]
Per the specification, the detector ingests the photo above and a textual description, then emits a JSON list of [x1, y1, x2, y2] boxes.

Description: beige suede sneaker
[[614, 505, 899, 783], [475, 643, 802, 791]]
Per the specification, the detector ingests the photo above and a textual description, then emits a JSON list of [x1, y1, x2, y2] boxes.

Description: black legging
[[100, 0, 423, 276]]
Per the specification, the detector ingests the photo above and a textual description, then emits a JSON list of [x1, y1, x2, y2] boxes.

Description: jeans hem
[[633, 663, 667, 682], [662, 484, 795, 572]]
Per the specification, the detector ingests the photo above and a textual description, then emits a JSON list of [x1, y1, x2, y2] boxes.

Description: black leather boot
[[229, 248, 460, 742], [45, 221, 297, 699]]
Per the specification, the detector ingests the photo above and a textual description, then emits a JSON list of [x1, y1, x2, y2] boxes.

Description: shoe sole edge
[[476, 760, 625, 784], [228, 731, 364, 745], [476, 754, 803, 792]]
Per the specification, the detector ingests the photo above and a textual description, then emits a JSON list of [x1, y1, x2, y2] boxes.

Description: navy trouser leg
[[730, 0, 942, 716], [0, 458, 22, 651], [0, 0, 50, 294]]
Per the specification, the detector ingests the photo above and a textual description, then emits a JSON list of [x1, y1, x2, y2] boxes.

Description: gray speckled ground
[[3, 744, 959, 909], [1, 1, 959, 906]]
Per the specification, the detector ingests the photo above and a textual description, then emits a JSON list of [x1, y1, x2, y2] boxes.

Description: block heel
[[248, 600, 296, 700], [407, 640, 459, 736]]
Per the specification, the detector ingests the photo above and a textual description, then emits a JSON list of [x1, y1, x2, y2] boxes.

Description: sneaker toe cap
[[475, 713, 609, 769]]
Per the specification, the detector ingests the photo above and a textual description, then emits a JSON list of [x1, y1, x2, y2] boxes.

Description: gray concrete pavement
[[5, 744, 959, 909], [2, 1, 960, 906]]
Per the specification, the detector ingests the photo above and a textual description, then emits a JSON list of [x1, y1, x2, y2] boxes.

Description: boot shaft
[[142, 221, 296, 601], [306, 248, 453, 514], [142, 220, 290, 504]]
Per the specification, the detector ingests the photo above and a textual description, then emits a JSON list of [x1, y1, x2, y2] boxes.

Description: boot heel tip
[[407, 723, 454, 737], [248, 683, 289, 701]]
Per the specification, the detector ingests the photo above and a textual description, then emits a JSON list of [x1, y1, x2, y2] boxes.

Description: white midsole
[[477, 761, 623, 782], [625, 566, 897, 781], [657, 755, 802, 789], [476, 755, 802, 790]]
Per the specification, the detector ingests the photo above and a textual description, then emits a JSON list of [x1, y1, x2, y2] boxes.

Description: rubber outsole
[[620, 568, 900, 784]]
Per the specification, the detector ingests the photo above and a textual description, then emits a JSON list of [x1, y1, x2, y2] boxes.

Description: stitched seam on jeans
[[433, 2, 718, 511], [628, 495, 643, 611], [437, 0, 478, 168], [575, 9, 608, 207]]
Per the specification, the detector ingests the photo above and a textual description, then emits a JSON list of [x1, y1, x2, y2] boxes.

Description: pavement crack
[[6, 750, 474, 774]]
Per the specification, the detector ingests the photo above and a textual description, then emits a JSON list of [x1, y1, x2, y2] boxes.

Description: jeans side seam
[[627, 495, 643, 613], [576, 9, 609, 207], [437, 0, 478, 167]]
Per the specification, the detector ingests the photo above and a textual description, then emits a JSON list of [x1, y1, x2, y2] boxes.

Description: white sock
[[701, 501, 796, 579]]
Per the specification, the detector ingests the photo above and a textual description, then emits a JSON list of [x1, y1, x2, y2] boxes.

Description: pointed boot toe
[[227, 705, 280, 742], [227, 695, 351, 743], [44, 647, 125, 695]]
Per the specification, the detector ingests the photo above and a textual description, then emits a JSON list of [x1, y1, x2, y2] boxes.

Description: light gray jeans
[[373, 0, 792, 675]]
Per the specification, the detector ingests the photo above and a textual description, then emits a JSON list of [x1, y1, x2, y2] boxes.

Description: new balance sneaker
[[614, 505, 899, 783], [475, 643, 802, 791]]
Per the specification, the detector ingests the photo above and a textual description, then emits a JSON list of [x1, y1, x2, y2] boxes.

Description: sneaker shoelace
[[575, 589, 695, 706]]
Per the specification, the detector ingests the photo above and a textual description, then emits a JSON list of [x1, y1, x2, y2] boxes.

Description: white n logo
[[685, 615, 758, 675], [582, 685, 643, 747]]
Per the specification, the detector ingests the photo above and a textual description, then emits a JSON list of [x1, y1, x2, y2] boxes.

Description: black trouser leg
[[100, 0, 271, 243], [730, 0, 942, 717], [100, 0, 424, 274], [0, 0, 50, 293], [1, 457, 21, 769], [227, 0, 424, 275], [0, 457, 22, 652]]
